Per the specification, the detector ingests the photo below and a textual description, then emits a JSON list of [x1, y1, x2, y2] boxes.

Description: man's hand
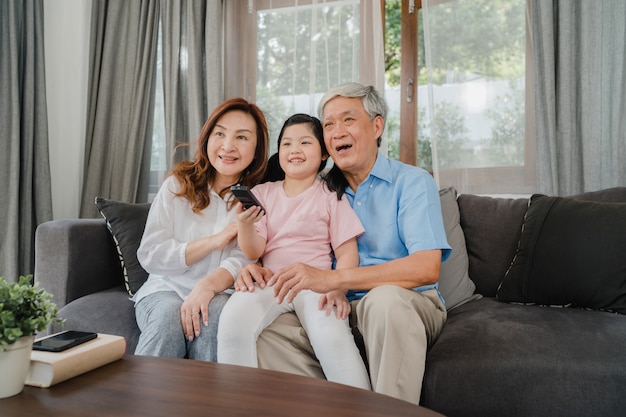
[[318, 290, 351, 320], [235, 263, 273, 292], [269, 262, 334, 304]]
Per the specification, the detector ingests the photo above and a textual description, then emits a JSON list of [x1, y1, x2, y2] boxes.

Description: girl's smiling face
[[207, 110, 258, 187], [278, 123, 326, 181]]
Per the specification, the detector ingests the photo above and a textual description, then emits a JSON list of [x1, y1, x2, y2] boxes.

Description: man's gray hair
[[317, 82, 388, 123]]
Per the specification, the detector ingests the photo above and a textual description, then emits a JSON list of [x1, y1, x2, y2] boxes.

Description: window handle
[[406, 78, 414, 103]]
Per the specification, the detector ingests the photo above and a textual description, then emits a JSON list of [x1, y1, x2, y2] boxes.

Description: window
[[226, 0, 535, 195], [419, 0, 535, 194], [227, 0, 363, 156]]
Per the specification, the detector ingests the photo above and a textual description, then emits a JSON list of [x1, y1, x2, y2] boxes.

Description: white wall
[[44, 0, 92, 219]]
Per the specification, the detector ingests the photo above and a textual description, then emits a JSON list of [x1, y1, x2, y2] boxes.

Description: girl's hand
[[318, 290, 351, 320], [235, 202, 264, 225], [234, 263, 273, 292]]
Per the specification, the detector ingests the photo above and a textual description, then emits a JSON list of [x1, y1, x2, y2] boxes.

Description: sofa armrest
[[34, 219, 124, 308]]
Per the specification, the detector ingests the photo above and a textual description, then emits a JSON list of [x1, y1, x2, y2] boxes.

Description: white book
[[25, 333, 126, 388]]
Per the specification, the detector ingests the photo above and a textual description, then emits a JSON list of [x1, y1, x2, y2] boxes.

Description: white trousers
[[218, 286, 371, 390]]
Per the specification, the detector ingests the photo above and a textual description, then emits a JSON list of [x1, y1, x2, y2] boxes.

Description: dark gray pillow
[[497, 194, 626, 314], [95, 197, 151, 296], [457, 194, 529, 297], [438, 187, 479, 310]]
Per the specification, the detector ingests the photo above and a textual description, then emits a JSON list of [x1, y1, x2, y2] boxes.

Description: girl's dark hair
[[170, 98, 269, 213], [323, 165, 349, 200], [260, 152, 284, 183]]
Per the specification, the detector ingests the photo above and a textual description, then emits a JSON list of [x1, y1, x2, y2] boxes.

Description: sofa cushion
[[438, 187, 480, 310], [457, 194, 529, 297], [497, 194, 626, 314], [50, 286, 139, 354], [423, 297, 626, 417], [95, 197, 151, 296]]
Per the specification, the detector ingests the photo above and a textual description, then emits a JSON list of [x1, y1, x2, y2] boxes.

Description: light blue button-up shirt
[[344, 152, 451, 301]]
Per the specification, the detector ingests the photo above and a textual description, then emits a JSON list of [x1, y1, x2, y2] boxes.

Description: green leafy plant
[[0, 275, 60, 350]]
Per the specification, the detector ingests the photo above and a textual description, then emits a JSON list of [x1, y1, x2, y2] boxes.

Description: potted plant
[[0, 275, 59, 398]]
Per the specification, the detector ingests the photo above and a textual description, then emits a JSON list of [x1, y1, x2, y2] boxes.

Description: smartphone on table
[[230, 185, 265, 214], [33, 330, 98, 352]]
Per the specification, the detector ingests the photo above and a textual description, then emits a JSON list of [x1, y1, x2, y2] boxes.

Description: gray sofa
[[34, 187, 626, 417]]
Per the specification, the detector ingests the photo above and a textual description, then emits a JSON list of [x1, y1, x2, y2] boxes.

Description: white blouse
[[133, 176, 251, 303]]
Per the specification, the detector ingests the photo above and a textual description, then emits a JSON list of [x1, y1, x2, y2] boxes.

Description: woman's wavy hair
[[170, 98, 269, 213], [319, 83, 387, 200]]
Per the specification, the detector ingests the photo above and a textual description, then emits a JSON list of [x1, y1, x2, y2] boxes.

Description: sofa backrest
[[457, 194, 529, 297], [35, 218, 124, 308], [457, 187, 626, 297]]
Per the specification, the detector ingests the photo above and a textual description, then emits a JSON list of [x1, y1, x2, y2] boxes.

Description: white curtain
[[361, 0, 386, 153], [239, 0, 385, 154], [360, 1, 385, 91], [421, 0, 534, 195]]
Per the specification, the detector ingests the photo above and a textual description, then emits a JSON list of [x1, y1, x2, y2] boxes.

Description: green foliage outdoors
[[384, 0, 402, 87], [256, 5, 359, 96], [415, 0, 525, 85], [387, 104, 469, 171], [0, 275, 59, 349], [384, 0, 427, 88], [484, 80, 525, 166]]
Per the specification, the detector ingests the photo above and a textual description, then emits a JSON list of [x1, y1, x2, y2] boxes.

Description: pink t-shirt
[[251, 179, 364, 274]]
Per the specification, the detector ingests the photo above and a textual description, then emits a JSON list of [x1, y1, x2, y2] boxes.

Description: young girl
[[133, 98, 268, 362], [217, 113, 371, 390]]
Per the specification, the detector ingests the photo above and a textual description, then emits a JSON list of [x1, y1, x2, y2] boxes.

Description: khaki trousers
[[258, 285, 447, 405]]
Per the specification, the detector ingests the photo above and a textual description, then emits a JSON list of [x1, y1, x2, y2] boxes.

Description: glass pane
[[384, 1, 431, 171], [383, 0, 402, 163], [256, 1, 360, 154], [422, 0, 526, 171]]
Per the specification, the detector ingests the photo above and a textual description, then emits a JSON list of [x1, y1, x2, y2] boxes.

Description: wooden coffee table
[[1, 355, 445, 416]]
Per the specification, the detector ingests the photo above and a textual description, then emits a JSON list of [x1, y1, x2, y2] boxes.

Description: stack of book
[[26, 333, 126, 388]]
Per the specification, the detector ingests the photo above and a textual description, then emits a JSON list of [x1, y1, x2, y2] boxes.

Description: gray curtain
[[161, 0, 223, 166], [80, 0, 160, 218], [0, 0, 52, 282], [531, 0, 626, 195], [80, 0, 223, 215]]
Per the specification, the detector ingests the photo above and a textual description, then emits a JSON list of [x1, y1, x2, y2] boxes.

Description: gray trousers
[[134, 291, 230, 361]]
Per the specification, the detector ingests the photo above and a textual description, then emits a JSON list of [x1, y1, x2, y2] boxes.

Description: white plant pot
[[0, 335, 35, 398]]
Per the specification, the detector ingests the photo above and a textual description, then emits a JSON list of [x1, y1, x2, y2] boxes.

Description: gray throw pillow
[[95, 197, 151, 296], [497, 194, 626, 314], [438, 187, 479, 310]]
